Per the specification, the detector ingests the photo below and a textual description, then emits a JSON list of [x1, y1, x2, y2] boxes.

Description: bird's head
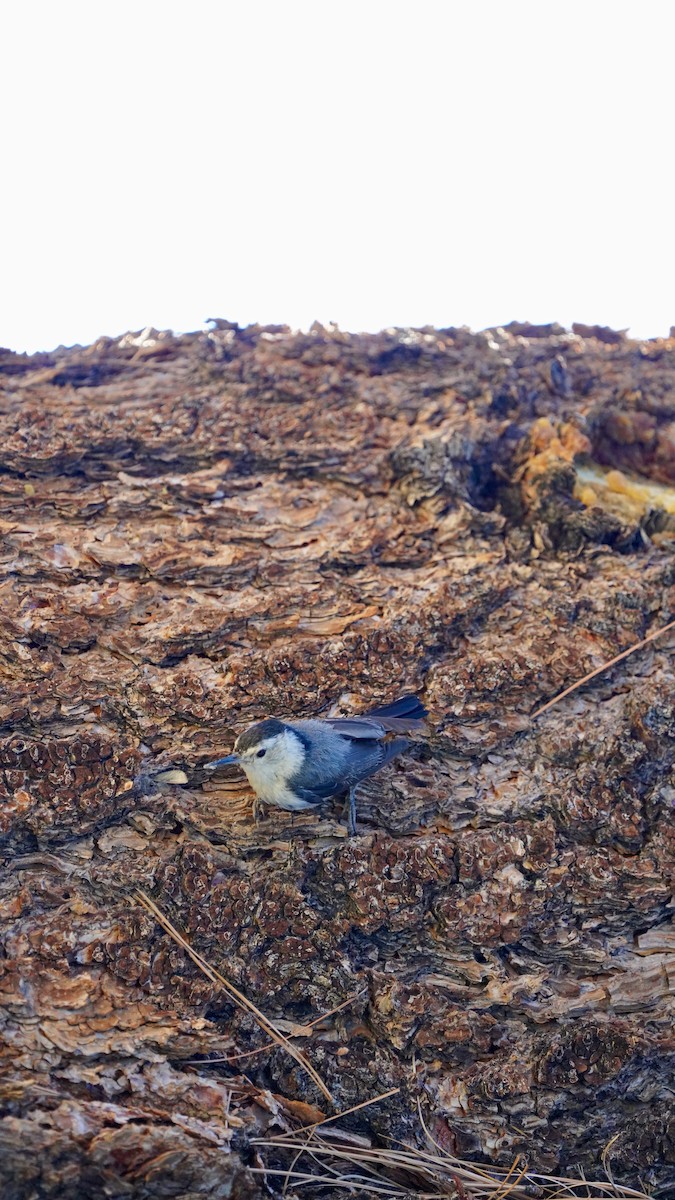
[[205, 718, 306, 798]]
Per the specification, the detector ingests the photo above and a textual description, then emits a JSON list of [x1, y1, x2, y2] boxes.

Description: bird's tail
[[366, 694, 427, 731]]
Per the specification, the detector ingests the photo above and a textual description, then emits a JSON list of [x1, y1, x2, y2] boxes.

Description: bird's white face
[[235, 727, 305, 803]]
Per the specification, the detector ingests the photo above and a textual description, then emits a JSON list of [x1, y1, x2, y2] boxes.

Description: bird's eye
[[256, 748, 266, 758]]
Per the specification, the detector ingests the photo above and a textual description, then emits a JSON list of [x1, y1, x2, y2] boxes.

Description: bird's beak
[[204, 753, 239, 770]]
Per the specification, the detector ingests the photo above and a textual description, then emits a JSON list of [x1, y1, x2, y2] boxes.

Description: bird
[[204, 695, 427, 834]]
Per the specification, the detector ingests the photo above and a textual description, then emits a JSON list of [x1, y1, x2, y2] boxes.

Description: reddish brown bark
[[1, 322, 674, 1196]]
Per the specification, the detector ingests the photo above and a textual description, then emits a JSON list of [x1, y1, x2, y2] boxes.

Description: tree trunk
[[1, 322, 674, 1198]]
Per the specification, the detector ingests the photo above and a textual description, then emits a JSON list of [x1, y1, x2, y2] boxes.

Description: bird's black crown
[[235, 718, 287, 752]]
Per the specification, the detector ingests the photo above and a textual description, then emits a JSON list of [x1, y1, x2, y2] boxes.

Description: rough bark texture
[[1, 320, 674, 1197]]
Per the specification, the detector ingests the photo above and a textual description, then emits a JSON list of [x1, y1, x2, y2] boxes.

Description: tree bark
[[1, 322, 674, 1197]]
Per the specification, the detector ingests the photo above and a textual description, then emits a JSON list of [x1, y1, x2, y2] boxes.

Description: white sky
[[2, 1, 673, 353]]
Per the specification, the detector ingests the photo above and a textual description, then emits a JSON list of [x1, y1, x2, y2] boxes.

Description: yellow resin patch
[[575, 463, 675, 519]]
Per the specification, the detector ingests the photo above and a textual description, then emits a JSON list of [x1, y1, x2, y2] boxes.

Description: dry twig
[[134, 889, 334, 1104], [263, 1087, 400, 1141], [185, 989, 367, 1067], [531, 617, 675, 719]]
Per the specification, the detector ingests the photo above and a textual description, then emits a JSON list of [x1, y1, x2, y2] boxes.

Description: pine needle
[[531, 617, 675, 719], [134, 889, 334, 1104], [250, 1138, 654, 1200], [185, 989, 367, 1067], [263, 1086, 400, 1141]]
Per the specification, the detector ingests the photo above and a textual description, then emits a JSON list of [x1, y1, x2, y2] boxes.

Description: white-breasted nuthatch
[[204, 695, 427, 834]]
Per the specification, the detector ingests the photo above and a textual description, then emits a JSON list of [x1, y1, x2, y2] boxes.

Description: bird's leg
[[347, 787, 357, 836], [252, 796, 263, 824]]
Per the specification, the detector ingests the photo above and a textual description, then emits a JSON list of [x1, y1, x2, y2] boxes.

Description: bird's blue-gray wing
[[323, 699, 426, 736], [341, 736, 410, 788], [321, 717, 388, 739], [294, 736, 410, 804], [288, 717, 413, 805], [291, 778, 345, 806]]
